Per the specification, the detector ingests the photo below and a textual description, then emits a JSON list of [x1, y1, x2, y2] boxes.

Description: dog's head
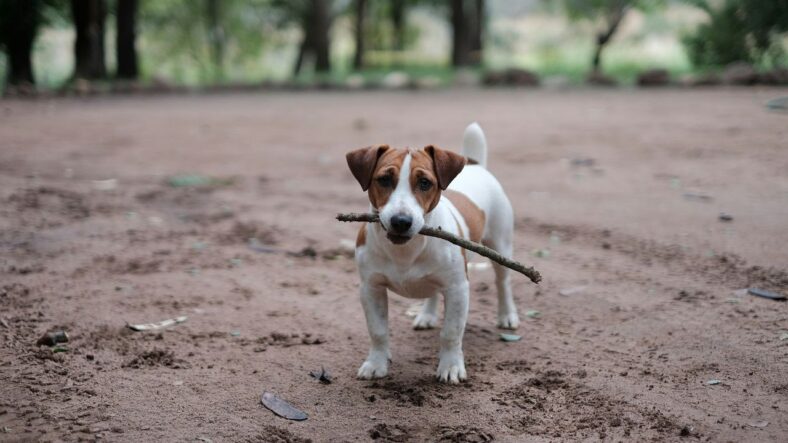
[[346, 145, 466, 245]]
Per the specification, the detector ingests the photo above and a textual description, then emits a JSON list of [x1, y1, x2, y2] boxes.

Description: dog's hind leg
[[413, 295, 440, 330], [492, 256, 519, 329]]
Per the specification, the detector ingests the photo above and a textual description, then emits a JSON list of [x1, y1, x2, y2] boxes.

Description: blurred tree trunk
[[312, 0, 331, 72], [116, 0, 138, 79], [72, 0, 107, 80], [391, 0, 405, 51], [592, 4, 627, 73], [353, 0, 366, 70], [294, 33, 310, 76], [469, 0, 484, 65], [450, 0, 471, 67], [3, 0, 40, 89], [206, 0, 225, 80], [294, 0, 332, 75]]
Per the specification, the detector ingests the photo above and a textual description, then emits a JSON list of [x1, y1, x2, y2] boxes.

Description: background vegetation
[[0, 0, 786, 93]]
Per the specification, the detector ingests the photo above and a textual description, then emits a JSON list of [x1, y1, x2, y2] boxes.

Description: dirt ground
[[1, 88, 787, 443]]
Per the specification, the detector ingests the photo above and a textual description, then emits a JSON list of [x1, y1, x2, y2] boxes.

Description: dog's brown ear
[[346, 145, 390, 191], [424, 145, 466, 190]]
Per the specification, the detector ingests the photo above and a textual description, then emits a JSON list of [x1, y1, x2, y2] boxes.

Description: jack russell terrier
[[346, 123, 517, 384]]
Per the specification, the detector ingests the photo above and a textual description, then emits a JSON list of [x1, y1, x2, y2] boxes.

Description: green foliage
[[353, 0, 421, 57], [554, 0, 667, 72], [683, 0, 788, 67], [140, 0, 272, 84], [559, 0, 663, 22]]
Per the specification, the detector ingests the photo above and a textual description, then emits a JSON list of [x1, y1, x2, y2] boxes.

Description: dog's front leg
[[437, 281, 469, 383], [357, 283, 391, 379]]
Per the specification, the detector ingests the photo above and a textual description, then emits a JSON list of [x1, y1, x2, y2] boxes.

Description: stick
[[336, 212, 542, 284]]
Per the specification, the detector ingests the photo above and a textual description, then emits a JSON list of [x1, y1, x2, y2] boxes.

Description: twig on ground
[[336, 212, 542, 284]]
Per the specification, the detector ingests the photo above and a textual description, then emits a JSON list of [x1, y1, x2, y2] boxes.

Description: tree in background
[[205, 0, 225, 79], [353, 0, 367, 70], [295, 0, 332, 75], [450, 0, 470, 66], [561, 0, 662, 74], [271, 0, 333, 75], [683, 0, 788, 67], [450, 0, 484, 67], [116, 0, 138, 79], [0, 0, 43, 89], [351, 0, 424, 70], [142, 0, 269, 83], [391, 0, 406, 51], [72, 0, 107, 79], [468, 0, 483, 64]]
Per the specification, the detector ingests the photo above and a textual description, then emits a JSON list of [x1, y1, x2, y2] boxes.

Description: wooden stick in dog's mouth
[[336, 212, 542, 284]]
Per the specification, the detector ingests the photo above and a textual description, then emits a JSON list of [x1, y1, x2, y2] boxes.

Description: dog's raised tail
[[462, 122, 487, 168]]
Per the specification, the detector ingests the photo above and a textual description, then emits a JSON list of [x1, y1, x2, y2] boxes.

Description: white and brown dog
[[346, 123, 517, 384]]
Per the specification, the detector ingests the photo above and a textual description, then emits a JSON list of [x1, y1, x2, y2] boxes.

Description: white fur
[[354, 123, 518, 383], [377, 154, 425, 237], [462, 122, 487, 168]]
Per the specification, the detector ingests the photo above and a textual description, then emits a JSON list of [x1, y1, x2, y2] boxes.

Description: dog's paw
[[436, 353, 467, 384], [497, 312, 520, 330], [412, 312, 438, 330], [357, 358, 389, 379]]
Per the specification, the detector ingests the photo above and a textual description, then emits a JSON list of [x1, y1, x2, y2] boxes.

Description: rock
[[681, 73, 721, 87], [766, 96, 788, 111], [453, 69, 479, 87], [381, 71, 410, 89], [483, 68, 540, 87], [543, 75, 572, 89], [36, 330, 69, 346], [637, 69, 671, 87], [718, 213, 733, 222], [260, 392, 308, 421], [413, 75, 442, 89], [345, 74, 365, 89], [499, 333, 522, 342], [586, 71, 617, 86], [757, 68, 788, 85], [504, 68, 540, 86], [481, 71, 506, 86], [722, 62, 758, 85]]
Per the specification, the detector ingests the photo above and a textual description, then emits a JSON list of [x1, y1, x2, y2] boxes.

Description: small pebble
[[525, 310, 541, 318], [718, 213, 733, 222]]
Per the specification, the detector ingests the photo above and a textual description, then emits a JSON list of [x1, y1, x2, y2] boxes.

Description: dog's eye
[[417, 178, 433, 191], [376, 176, 393, 188]]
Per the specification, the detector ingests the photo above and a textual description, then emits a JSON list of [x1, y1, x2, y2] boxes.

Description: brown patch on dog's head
[[346, 145, 466, 217], [346, 145, 391, 191], [346, 147, 408, 209], [409, 149, 443, 213], [424, 145, 466, 190]]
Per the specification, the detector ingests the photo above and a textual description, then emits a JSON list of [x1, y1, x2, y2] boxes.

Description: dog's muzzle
[[387, 214, 413, 244]]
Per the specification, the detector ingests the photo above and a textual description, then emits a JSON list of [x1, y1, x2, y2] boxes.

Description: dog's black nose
[[390, 214, 413, 233]]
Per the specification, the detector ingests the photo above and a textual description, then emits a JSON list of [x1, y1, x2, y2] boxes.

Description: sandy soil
[[1, 88, 787, 443]]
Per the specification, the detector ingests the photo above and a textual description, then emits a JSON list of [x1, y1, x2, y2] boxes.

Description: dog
[[346, 123, 517, 384]]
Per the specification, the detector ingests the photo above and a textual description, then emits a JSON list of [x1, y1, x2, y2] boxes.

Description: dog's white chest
[[383, 268, 443, 299]]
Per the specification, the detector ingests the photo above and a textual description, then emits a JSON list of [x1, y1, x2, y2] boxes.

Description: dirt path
[[1, 88, 787, 442]]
